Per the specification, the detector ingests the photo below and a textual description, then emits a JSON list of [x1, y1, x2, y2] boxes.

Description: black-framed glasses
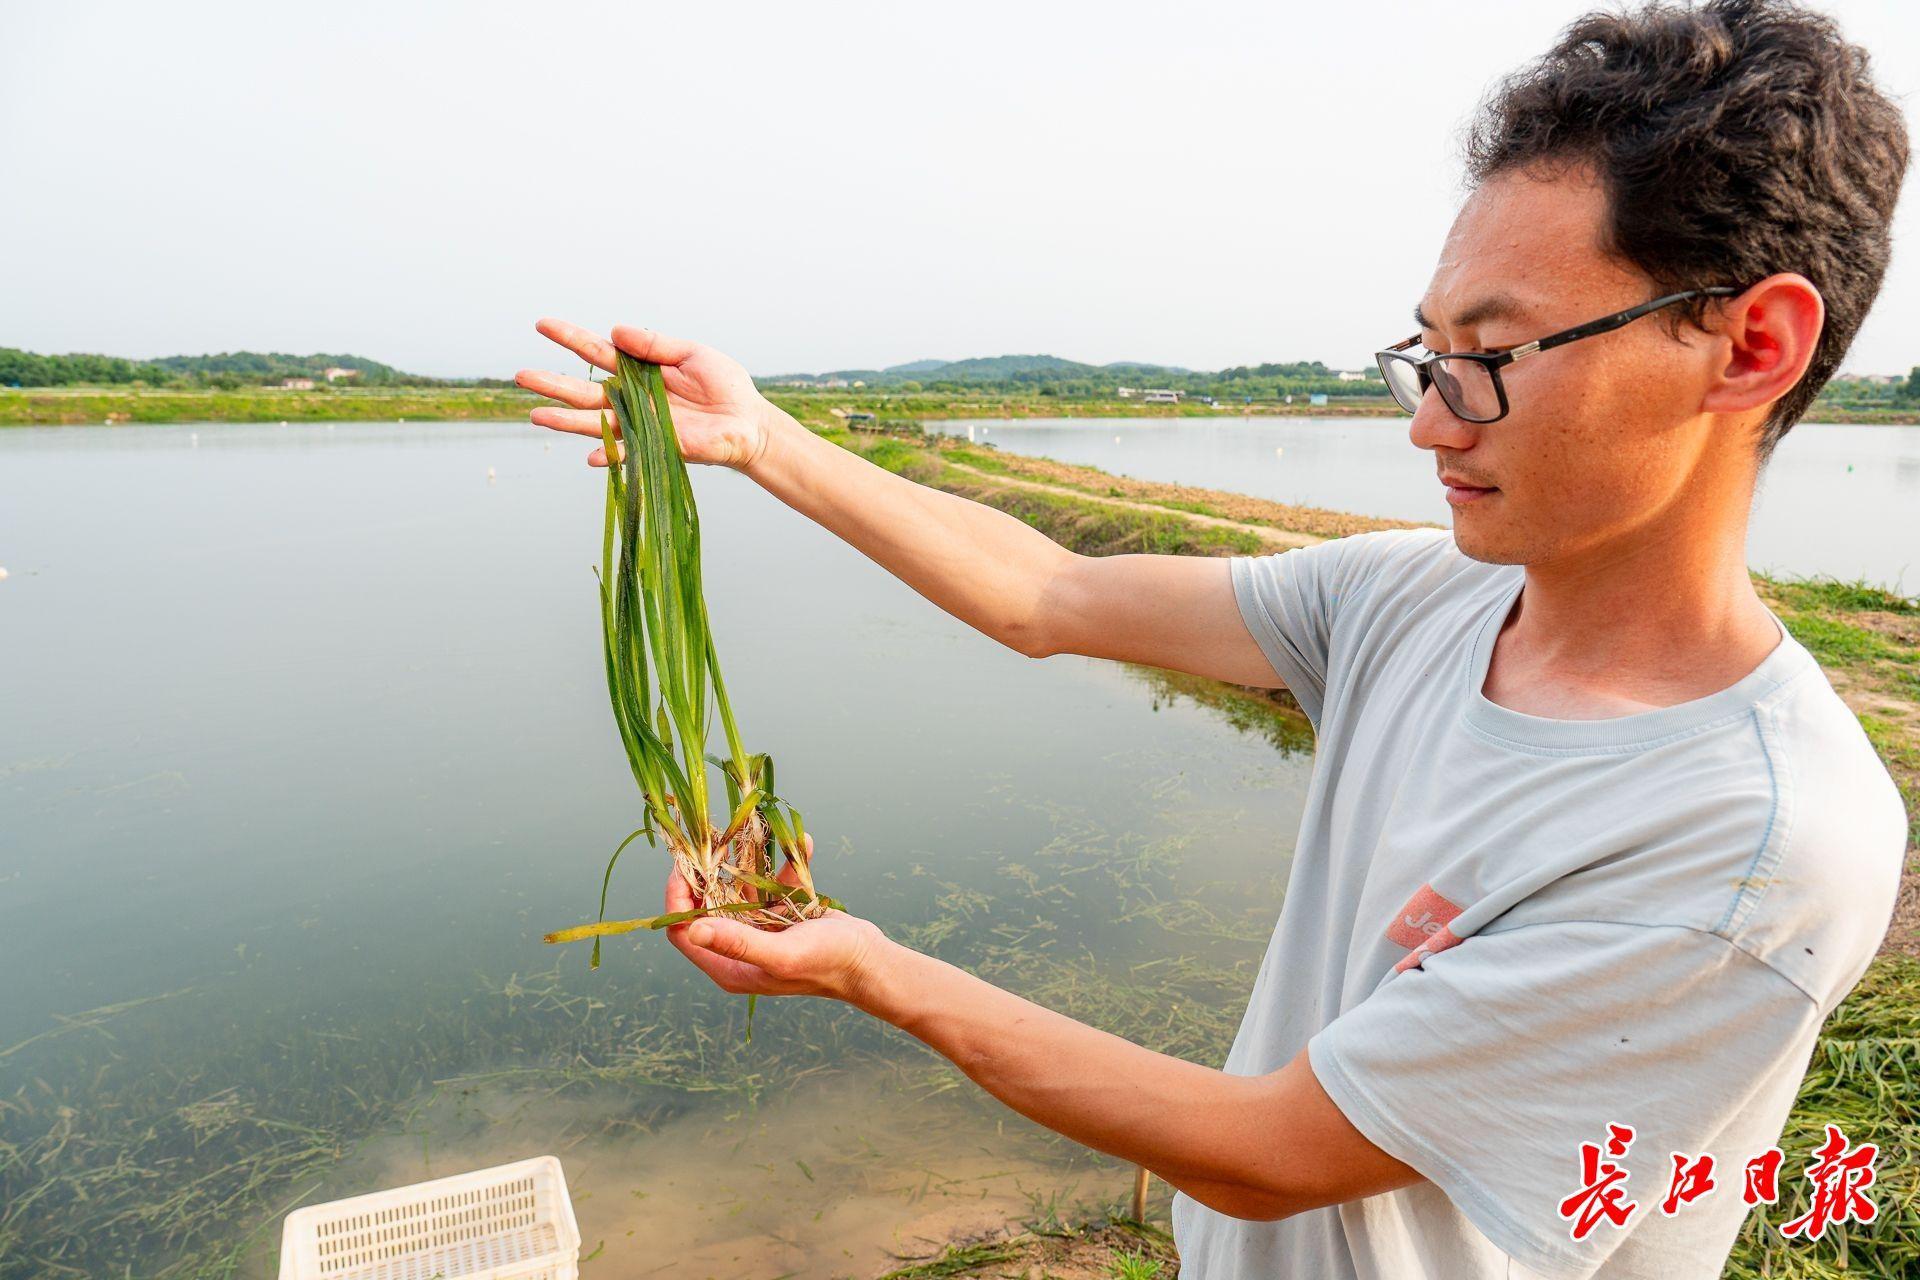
[[1375, 287, 1741, 424]]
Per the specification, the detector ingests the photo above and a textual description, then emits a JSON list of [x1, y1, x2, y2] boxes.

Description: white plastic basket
[[278, 1155, 581, 1280]]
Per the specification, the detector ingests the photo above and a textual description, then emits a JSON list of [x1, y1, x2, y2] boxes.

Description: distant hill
[[149, 352, 409, 380], [756, 352, 1376, 398], [770, 353, 1192, 386], [0, 347, 448, 389]]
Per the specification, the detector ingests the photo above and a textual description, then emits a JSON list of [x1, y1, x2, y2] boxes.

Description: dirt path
[[942, 460, 1322, 550]]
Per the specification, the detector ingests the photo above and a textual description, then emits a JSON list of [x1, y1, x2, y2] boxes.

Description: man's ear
[[1699, 272, 1825, 419]]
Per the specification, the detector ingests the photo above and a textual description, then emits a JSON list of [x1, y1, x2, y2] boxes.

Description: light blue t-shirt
[[1169, 528, 1905, 1280]]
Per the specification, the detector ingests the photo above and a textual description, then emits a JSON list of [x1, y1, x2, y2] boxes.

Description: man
[[517, 0, 1909, 1274]]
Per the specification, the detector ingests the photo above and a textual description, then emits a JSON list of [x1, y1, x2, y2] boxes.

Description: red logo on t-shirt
[[1387, 883, 1464, 972]]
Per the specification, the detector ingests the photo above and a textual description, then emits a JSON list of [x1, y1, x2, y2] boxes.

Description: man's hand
[[516, 319, 780, 471], [665, 840, 890, 1003]]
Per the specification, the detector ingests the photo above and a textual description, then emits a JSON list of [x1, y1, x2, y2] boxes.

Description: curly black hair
[[1465, 0, 1908, 456]]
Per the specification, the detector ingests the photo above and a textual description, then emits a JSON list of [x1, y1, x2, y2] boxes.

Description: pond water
[[0, 422, 1312, 1278], [930, 417, 1920, 591]]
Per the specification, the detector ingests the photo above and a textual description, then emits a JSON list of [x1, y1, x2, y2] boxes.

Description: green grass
[[543, 355, 821, 961], [0, 386, 540, 424], [874, 1240, 1025, 1278], [1760, 573, 1920, 707], [1109, 1247, 1167, 1279], [1764, 577, 1920, 617], [1781, 614, 1913, 667]]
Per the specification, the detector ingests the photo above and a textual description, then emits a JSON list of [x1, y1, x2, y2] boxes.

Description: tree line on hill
[[759, 352, 1392, 400], [0, 348, 462, 390]]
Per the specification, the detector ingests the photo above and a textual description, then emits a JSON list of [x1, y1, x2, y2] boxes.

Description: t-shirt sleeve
[[1307, 921, 1821, 1279], [1229, 533, 1391, 726]]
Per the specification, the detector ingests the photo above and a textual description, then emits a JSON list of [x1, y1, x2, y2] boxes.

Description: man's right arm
[[518, 319, 1283, 690], [746, 406, 1285, 689]]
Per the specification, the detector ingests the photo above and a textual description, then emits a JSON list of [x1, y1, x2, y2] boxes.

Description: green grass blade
[[569, 353, 823, 966]]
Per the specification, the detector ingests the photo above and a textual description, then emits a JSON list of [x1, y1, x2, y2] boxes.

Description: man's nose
[[1408, 395, 1480, 453]]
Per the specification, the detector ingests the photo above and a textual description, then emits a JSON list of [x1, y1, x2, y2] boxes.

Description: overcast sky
[[4, 0, 1915, 379]]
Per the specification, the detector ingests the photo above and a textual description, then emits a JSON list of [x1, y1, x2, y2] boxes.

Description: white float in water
[[1275, 446, 1284, 459], [487, 467, 497, 482], [190, 432, 198, 446], [0, 567, 9, 581]]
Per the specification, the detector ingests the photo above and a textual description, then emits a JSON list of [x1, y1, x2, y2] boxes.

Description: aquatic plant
[[544, 353, 836, 964]]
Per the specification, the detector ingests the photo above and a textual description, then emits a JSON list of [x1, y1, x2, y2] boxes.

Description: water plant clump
[[544, 353, 837, 965]]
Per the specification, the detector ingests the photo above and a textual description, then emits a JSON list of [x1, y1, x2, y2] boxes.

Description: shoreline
[[5, 385, 1919, 426]]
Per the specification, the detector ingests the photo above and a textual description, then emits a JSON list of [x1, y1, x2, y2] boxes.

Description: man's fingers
[[535, 318, 619, 373], [663, 870, 766, 991], [669, 927, 764, 992], [687, 918, 784, 972], [610, 324, 699, 366], [664, 868, 696, 912], [515, 368, 608, 409], [530, 405, 617, 439]]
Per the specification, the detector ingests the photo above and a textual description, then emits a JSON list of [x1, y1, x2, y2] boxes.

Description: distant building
[[323, 366, 361, 382], [279, 377, 316, 390], [819, 377, 850, 389], [1309, 392, 1329, 406], [1143, 388, 1183, 403], [1116, 386, 1138, 399], [1336, 370, 1368, 382]]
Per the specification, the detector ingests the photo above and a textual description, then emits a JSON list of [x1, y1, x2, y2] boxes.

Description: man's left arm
[[854, 940, 1423, 1219], [663, 869, 1421, 1220]]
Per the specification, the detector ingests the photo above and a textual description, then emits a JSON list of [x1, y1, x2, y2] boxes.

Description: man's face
[[1411, 165, 1737, 566]]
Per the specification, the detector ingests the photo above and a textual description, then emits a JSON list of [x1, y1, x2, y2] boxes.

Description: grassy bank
[[815, 423, 1920, 1280], [6, 382, 1918, 426], [0, 385, 542, 424], [0, 385, 1399, 427]]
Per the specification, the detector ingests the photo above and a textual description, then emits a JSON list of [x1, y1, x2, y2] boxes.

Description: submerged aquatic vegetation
[[543, 354, 837, 965]]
